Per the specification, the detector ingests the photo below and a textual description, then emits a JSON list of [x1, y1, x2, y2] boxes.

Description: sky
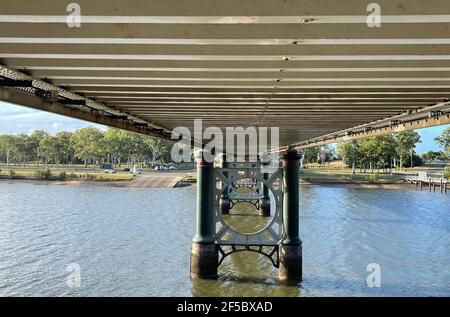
[[0, 101, 448, 154]]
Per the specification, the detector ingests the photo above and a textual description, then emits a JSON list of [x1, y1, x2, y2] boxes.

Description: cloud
[[0, 101, 106, 135]]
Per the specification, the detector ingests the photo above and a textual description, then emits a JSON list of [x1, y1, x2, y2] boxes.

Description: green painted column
[[259, 161, 271, 217], [193, 156, 215, 244], [190, 151, 218, 279], [279, 149, 302, 283], [262, 173, 270, 198], [219, 155, 231, 214], [282, 150, 301, 245]]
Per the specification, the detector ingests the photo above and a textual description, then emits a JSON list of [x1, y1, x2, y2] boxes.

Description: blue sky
[[0, 101, 448, 153], [0, 101, 106, 135]]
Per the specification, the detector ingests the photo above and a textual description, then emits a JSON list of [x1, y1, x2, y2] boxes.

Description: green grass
[[0, 169, 135, 182]]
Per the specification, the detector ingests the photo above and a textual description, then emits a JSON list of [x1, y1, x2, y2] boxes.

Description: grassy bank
[[180, 165, 449, 185], [0, 167, 136, 182]]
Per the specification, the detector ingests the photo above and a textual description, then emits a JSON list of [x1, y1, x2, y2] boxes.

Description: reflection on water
[[0, 181, 449, 296], [222, 201, 272, 234], [222, 185, 276, 234], [192, 253, 300, 297]]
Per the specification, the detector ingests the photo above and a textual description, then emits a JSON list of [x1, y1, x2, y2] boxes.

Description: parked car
[[104, 168, 116, 173], [123, 167, 130, 172], [169, 166, 176, 170], [154, 166, 161, 170]]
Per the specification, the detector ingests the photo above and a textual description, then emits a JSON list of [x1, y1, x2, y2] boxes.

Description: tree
[[13, 134, 31, 164], [55, 132, 74, 166], [358, 137, 379, 172], [104, 128, 131, 167], [395, 131, 422, 168], [302, 147, 320, 164], [337, 135, 397, 173], [38, 135, 59, 166], [434, 127, 450, 158], [374, 135, 397, 172], [71, 127, 106, 169], [0, 135, 17, 166], [337, 141, 361, 173], [421, 150, 443, 161], [144, 137, 173, 163], [29, 130, 48, 165]]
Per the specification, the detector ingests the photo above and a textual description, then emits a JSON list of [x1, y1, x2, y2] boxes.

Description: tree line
[[1, 126, 448, 171], [304, 128, 450, 171], [0, 127, 175, 169]]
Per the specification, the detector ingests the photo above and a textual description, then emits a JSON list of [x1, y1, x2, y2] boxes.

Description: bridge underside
[[2, 0, 450, 285], [0, 0, 449, 149]]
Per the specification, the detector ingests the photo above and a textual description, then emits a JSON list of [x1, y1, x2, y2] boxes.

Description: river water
[[0, 181, 448, 296]]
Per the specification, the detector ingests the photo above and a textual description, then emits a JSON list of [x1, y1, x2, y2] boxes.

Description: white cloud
[[0, 101, 106, 135]]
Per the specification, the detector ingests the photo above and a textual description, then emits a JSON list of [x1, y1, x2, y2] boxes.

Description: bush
[[444, 167, 450, 180], [58, 171, 66, 180], [366, 172, 379, 182], [8, 169, 15, 179], [68, 173, 77, 178], [372, 172, 379, 182], [33, 169, 40, 179], [86, 174, 96, 180], [33, 168, 52, 180]]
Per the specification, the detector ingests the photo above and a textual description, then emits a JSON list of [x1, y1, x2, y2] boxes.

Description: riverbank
[[0, 171, 189, 189], [178, 172, 416, 189], [300, 180, 412, 189], [0, 178, 133, 187], [0, 169, 440, 190]]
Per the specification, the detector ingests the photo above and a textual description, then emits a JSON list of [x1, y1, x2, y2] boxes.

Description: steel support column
[[219, 155, 231, 215], [259, 163, 271, 217], [190, 151, 218, 279], [279, 149, 302, 284]]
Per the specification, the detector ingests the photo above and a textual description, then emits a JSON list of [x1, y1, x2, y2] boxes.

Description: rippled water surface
[[0, 181, 448, 296]]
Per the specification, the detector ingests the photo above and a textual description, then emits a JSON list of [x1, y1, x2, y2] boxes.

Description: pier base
[[190, 243, 218, 279], [259, 197, 270, 217], [278, 244, 302, 284]]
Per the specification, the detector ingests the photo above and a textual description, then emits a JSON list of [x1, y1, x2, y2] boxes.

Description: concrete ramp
[[125, 172, 186, 188]]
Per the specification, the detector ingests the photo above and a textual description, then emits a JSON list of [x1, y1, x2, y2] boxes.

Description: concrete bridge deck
[[0, 0, 449, 149]]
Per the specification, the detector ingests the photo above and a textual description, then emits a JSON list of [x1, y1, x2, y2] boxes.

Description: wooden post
[[440, 178, 443, 193]]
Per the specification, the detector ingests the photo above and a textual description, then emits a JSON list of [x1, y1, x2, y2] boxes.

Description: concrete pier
[[279, 149, 302, 284], [190, 243, 218, 279]]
